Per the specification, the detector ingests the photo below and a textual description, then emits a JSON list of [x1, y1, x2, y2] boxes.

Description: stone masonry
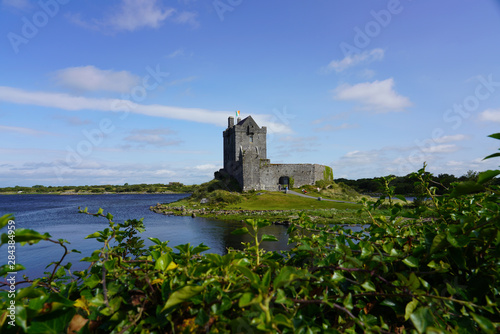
[[217, 116, 332, 191]]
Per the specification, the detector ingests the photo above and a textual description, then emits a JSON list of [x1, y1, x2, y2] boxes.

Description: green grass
[[162, 191, 362, 211], [156, 190, 365, 223], [225, 191, 360, 210]]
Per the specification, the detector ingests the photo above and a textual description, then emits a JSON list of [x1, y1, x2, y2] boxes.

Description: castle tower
[[223, 116, 267, 169], [222, 116, 267, 190]]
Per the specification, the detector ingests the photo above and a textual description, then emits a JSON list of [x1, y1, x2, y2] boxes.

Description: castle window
[[250, 135, 254, 143]]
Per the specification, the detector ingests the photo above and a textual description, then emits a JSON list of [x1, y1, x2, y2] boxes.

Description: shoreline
[[149, 201, 370, 225], [0, 191, 190, 196]]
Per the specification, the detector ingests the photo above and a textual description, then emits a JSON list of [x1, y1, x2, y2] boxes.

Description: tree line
[[336, 170, 500, 196], [0, 182, 197, 194]]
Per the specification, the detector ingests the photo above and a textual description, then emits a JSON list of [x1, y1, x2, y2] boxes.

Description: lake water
[[0, 194, 291, 279]]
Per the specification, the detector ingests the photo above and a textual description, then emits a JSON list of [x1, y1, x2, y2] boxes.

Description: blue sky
[[1, 0, 500, 187]]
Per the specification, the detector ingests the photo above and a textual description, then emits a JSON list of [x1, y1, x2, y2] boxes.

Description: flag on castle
[[236, 110, 240, 117]]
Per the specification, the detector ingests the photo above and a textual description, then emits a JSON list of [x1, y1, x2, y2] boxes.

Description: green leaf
[[192, 243, 210, 254], [261, 234, 278, 242], [471, 313, 496, 334], [231, 227, 249, 235], [195, 308, 210, 326], [331, 271, 345, 283], [14, 305, 28, 332], [175, 243, 191, 255], [256, 219, 271, 228], [488, 132, 500, 140], [451, 181, 485, 197], [163, 285, 204, 310], [360, 241, 374, 259], [238, 292, 254, 307], [273, 313, 293, 328], [0, 264, 25, 276], [395, 195, 408, 202], [104, 258, 117, 271], [28, 308, 76, 334], [261, 269, 271, 288], [410, 307, 433, 334], [155, 253, 173, 271], [484, 153, 500, 160], [15, 285, 45, 300], [0, 214, 14, 229], [148, 237, 161, 245], [273, 266, 308, 289], [84, 274, 101, 289], [236, 265, 260, 287], [275, 289, 289, 305], [402, 256, 419, 268], [362, 280, 376, 292], [343, 293, 353, 310], [408, 272, 421, 290], [89, 293, 104, 307], [477, 170, 500, 184], [1, 228, 51, 246], [380, 299, 396, 307], [405, 299, 419, 321], [430, 233, 447, 254]]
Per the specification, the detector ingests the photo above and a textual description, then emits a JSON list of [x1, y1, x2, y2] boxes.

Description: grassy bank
[[225, 191, 358, 210], [152, 190, 371, 224]]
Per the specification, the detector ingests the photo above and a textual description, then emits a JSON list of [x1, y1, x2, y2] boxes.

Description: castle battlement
[[218, 116, 332, 191]]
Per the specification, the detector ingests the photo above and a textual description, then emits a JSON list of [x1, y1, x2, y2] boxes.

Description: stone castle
[[217, 116, 332, 191]]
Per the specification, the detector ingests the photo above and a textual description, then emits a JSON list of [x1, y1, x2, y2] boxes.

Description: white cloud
[[53, 66, 140, 93], [316, 123, 358, 132], [67, 0, 199, 33], [108, 0, 174, 31], [334, 78, 412, 112], [2, 0, 31, 10], [273, 136, 318, 158], [420, 144, 458, 154], [433, 134, 468, 144], [0, 125, 53, 136], [125, 128, 180, 147], [53, 115, 93, 126], [167, 48, 185, 58], [153, 169, 176, 177], [172, 11, 199, 28], [323, 48, 384, 73], [125, 134, 180, 146], [479, 109, 500, 123], [312, 112, 350, 125], [250, 114, 293, 135], [0, 86, 292, 134], [193, 164, 219, 171]]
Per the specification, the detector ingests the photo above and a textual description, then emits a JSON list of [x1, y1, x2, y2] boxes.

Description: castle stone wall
[[219, 116, 331, 191], [257, 164, 326, 191]]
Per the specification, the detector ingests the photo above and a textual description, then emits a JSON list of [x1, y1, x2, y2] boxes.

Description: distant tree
[[460, 170, 479, 182]]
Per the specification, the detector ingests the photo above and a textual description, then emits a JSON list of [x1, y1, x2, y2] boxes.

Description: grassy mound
[[298, 181, 365, 201]]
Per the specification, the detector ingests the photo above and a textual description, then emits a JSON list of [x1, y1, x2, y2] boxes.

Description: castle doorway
[[278, 176, 289, 186]]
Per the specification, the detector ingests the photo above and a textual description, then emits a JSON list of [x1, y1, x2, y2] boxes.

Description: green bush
[[207, 189, 242, 205]]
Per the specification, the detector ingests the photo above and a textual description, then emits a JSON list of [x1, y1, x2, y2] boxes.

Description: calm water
[[0, 194, 291, 279]]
